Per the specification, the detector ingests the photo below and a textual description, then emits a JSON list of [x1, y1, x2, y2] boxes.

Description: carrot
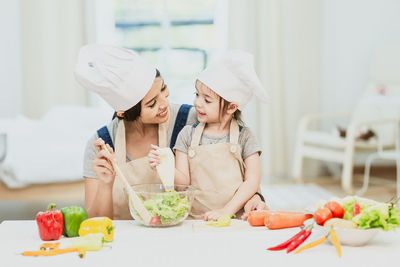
[[265, 212, 313, 230], [22, 248, 79, 257], [247, 210, 270, 226], [40, 242, 60, 250], [248, 210, 300, 226]]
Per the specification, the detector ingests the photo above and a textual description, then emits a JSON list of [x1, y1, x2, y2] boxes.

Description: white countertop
[[1, 219, 398, 267]]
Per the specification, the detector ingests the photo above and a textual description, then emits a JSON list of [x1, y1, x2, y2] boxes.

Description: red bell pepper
[[36, 203, 64, 241]]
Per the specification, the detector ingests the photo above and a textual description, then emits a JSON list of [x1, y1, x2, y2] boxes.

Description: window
[[114, 0, 227, 104]]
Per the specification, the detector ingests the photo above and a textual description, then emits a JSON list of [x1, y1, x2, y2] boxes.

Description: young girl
[[150, 50, 268, 221]]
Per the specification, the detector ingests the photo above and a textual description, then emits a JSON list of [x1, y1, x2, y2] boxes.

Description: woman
[[75, 44, 266, 220]]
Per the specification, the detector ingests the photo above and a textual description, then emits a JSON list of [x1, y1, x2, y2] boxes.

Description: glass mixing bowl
[[129, 184, 195, 227]]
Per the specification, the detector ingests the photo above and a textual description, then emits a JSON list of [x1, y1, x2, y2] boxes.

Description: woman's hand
[[148, 144, 161, 169], [241, 194, 269, 220], [93, 138, 116, 184]]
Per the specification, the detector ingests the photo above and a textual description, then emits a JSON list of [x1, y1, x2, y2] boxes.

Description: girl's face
[[194, 80, 221, 123], [140, 76, 170, 124]]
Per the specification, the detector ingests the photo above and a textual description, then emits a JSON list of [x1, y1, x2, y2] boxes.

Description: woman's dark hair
[[112, 69, 161, 121]]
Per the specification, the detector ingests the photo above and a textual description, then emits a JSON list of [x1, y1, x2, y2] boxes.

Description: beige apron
[[188, 119, 245, 219], [112, 118, 169, 219]]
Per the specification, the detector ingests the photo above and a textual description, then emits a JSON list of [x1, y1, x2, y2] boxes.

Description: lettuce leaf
[[342, 198, 357, 220], [341, 196, 378, 220], [143, 191, 189, 224], [352, 203, 389, 230], [387, 205, 400, 231]]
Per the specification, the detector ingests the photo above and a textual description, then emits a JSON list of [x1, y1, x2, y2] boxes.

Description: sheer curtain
[[227, 0, 322, 181], [20, 0, 87, 118]]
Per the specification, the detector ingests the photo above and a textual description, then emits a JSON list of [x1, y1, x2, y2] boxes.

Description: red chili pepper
[[353, 203, 361, 216], [267, 229, 306, 251], [286, 230, 312, 253], [36, 203, 64, 241]]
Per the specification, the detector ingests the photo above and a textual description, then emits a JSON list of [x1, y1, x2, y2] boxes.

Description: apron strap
[[190, 119, 240, 147], [190, 123, 205, 147], [115, 119, 126, 163], [115, 109, 170, 162], [170, 104, 193, 149]]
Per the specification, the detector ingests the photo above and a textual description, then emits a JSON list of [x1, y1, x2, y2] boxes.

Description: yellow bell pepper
[[78, 217, 114, 242]]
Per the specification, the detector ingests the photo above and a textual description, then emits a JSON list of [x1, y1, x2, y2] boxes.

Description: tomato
[[150, 215, 161, 225], [353, 203, 361, 216], [313, 208, 333, 225], [324, 201, 344, 218]]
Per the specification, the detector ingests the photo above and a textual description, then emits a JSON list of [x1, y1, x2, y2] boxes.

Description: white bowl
[[306, 219, 380, 246]]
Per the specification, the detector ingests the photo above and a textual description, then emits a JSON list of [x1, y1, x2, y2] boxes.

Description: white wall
[[0, 0, 22, 118], [321, 0, 400, 115]]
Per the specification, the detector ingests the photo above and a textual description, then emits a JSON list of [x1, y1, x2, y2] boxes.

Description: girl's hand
[[93, 138, 116, 184], [241, 194, 269, 220], [148, 144, 161, 169], [202, 209, 229, 221]]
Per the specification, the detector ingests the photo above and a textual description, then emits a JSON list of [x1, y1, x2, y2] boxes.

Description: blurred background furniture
[[293, 44, 400, 194], [360, 118, 400, 198], [0, 105, 111, 188], [293, 85, 400, 194]]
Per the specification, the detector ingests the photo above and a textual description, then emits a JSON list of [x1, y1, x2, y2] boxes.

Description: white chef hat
[[74, 44, 156, 111], [197, 50, 268, 110]]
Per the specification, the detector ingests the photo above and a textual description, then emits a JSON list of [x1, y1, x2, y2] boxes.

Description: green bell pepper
[[61, 206, 88, 237]]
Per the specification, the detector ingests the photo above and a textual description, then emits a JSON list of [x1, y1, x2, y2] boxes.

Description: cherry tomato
[[150, 215, 161, 225], [353, 203, 361, 216], [324, 201, 344, 218], [313, 208, 333, 225]]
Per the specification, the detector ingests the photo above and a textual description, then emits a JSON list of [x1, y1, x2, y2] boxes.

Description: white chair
[[292, 85, 400, 194], [293, 44, 400, 194], [359, 118, 400, 198]]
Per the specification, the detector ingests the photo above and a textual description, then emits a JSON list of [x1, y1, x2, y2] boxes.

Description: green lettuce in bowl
[[129, 184, 195, 227]]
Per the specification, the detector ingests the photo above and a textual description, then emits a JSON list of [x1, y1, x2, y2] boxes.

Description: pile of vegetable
[[24, 203, 114, 258], [314, 196, 400, 231], [247, 210, 312, 229], [266, 224, 342, 257], [264, 196, 400, 257], [142, 191, 189, 225]]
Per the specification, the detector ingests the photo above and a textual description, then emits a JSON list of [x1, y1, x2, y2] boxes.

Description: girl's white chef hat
[[74, 44, 156, 111], [197, 50, 268, 110]]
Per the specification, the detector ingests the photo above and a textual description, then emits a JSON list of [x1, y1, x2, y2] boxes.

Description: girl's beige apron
[[188, 119, 245, 219], [112, 119, 168, 219]]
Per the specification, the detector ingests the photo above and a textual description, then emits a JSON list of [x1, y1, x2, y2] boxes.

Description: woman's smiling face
[[139, 76, 170, 124], [193, 80, 221, 123]]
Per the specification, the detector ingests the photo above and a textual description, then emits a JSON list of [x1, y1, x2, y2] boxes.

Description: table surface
[[1, 219, 399, 267]]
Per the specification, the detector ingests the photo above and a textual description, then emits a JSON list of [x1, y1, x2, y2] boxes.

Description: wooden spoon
[[102, 145, 151, 224]]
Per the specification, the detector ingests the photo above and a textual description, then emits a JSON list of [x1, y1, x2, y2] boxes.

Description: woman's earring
[[117, 111, 124, 118]]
